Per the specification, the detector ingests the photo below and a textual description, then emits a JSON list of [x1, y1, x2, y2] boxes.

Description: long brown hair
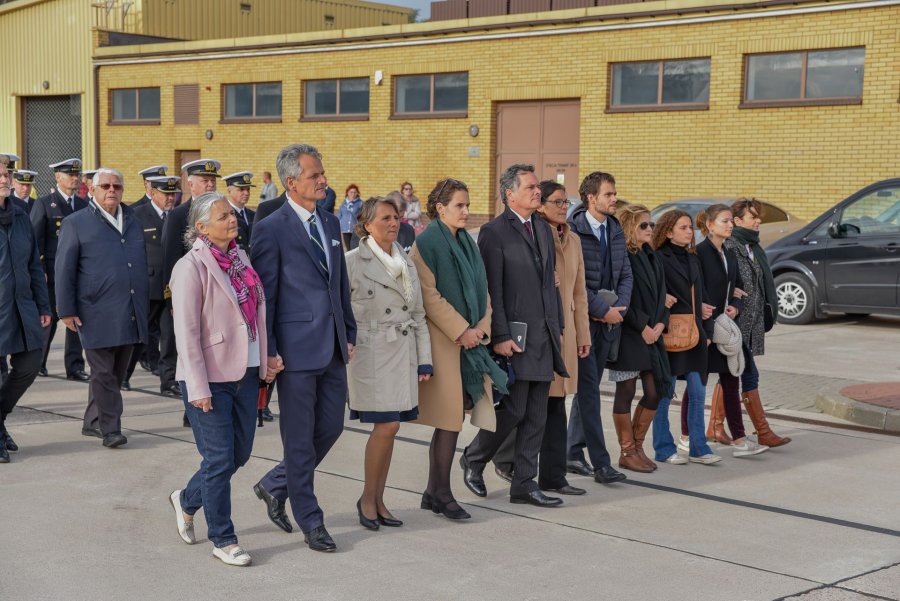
[[651, 209, 696, 252], [615, 204, 651, 253]]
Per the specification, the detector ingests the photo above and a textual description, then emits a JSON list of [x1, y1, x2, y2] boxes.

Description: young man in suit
[[459, 164, 569, 507], [132, 165, 168, 208], [223, 171, 255, 252], [250, 144, 356, 552], [30, 158, 90, 380]]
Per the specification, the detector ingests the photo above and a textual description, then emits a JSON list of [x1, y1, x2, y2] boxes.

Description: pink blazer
[[171, 239, 267, 402]]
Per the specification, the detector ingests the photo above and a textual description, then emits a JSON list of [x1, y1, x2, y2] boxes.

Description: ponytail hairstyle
[[695, 203, 732, 237]]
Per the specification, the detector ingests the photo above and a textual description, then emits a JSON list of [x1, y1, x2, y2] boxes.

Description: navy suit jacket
[[55, 202, 149, 350], [250, 200, 356, 372], [31, 191, 88, 284]]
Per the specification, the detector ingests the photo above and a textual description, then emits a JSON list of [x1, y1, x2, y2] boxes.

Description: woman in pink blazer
[[166, 192, 281, 567]]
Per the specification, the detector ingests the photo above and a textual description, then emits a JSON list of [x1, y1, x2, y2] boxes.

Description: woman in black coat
[[694, 205, 767, 458], [606, 204, 672, 472], [650, 210, 720, 465]]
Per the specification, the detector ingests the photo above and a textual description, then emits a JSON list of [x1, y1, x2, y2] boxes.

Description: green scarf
[[415, 219, 508, 403], [731, 227, 777, 319]]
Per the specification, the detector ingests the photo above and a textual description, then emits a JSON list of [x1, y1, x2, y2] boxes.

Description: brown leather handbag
[[664, 286, 700, 352]]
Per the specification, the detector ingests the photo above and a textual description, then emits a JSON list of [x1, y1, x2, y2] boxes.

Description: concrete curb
[[815, 384, 900, 432]]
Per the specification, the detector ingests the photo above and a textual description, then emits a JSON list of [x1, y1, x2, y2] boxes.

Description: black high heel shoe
[[420, 491, 434, 510], [377, 512, 403, 527], [357, 499, 380, 531], [431, 497, 471, 520]]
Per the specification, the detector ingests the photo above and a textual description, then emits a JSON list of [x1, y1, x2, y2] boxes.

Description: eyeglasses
[[97, 183, 123, 191], [638, 221, 655, 230], [546, 199, 571, 208]]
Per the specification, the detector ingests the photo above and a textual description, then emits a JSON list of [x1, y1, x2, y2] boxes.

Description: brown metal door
[[176, 150, 200, 204], [495, 100, 580, 215]]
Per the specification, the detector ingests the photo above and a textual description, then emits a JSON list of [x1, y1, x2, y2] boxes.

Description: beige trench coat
[[409, 244, 496, 433], [551, 224, 591, 396], [346, 240, 431, 413]]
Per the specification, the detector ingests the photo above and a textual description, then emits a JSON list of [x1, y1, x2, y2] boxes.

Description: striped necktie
[[308, 213, 329, 274]]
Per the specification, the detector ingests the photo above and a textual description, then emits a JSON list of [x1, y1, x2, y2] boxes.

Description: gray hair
[[91, 167, 124, 187], [498, 164, 535, 205], [275, 143, 322, 190], [184, 192, 228, 247]]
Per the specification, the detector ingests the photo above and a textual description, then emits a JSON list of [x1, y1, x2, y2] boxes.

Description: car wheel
[[775, 273, 815, 325]]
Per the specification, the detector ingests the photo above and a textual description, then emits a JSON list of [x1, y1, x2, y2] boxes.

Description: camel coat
[[409, 243, 496, 433], [550, 224, 591, 396]]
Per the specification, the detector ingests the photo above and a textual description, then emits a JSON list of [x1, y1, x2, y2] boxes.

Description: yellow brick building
[[94, 0, 900, 221]]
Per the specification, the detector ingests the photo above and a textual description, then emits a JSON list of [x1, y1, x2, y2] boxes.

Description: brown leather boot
[[631, 405, 657, 471], [614, 413, 653, 473], [706, 383, 734, 446], [742, 389, 791, 447]]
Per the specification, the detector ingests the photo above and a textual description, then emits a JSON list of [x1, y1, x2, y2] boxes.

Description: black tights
[[612, 370, 659, 415], [426, 428, 462, 510]]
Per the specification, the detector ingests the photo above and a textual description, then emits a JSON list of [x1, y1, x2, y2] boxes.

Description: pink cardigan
[[171, 239, 267, 402]]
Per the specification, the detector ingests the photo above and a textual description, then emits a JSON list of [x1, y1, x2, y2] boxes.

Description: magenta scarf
[[201, 236, 264, 341]]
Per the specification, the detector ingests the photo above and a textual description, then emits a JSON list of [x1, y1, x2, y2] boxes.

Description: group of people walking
[[0, 145, 792, 568]]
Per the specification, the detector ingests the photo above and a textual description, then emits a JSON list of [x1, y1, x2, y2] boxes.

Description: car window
[[840, 186, 900, 236], [760, 202, 788, 223], [650, 203, 702, 219]]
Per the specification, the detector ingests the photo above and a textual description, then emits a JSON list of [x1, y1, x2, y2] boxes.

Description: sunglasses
[[433, 177, 464, 199], [97, 183, 123, 191], [638, 221, 655, 230]]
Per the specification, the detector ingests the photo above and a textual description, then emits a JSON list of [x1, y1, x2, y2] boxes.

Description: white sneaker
[[213, 545, 252, 566], [676, 437, 690, 454], [663, 453, 688, 465], [169, 489, 195, 544], [733, 439, 769, 458], [689, 453, 722, 465]]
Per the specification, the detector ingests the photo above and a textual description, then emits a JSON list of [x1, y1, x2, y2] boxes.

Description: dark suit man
[[159, 159, 220, 398], [55, 168, 149, 448], [317, 185, 336, 214], [565, 172, 633, 484], [132, 165, 168, 208], [223, 171, 256, 252], [251, 144, 356, 552], [459, 164, 568, 507], [123, 176, 178, 389], [253, 191, 286, 226], [31, 159, 89, 380], [11, 169, 38, 214]]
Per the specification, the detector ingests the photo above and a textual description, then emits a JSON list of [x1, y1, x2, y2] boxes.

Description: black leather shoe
[[139, 359, 153, 373], [377, 512, 403, 527], [261, 407, 275, 422], [121, 380, 131, 391], [81, 427, 102, 438], [431, 496, 471, 520], [161, 382, 182, 397], [494, 463, 514, 484], [459, 451, 487, 498], [542, 484, 586, 496], [510, 490, 563, 507], [594, 464, 627, 484], [102, 432, 128, 448], [303, 526, 336, 552], [420, 491, 435, 510], [566, 458, 594, 477], [0, 430, 18, 453], [357, 499, 380, 531], [253, 482, 293, 533], [0, 445, 9, 463], [38, 367, 48, 377], [67, 370, 90, 381]]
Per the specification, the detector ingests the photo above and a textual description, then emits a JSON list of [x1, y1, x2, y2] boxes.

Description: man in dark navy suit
[[31, 159, 89, 380], [223, 171, 255, 252], [131, 165, 167, 208], [250, 144, 356, 553]]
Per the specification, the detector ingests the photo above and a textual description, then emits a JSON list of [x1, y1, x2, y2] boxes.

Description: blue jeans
[[180, 368, 259, 548], [741, 346, 760, 392], [652, 372, 712, 459]]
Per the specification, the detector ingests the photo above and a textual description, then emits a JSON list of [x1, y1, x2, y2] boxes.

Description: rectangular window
[[110, 87, 160, 123], [743, 48, 864, 107], [609, 59, 710, 111], [303, 78, 369, 119], [222, 82, 282, 121], [394, 72, 468, 117]]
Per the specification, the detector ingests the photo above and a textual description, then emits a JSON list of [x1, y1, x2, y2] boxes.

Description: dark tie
[[67, 197, 74, 211], [239, 209, 247, 225], [308, 214, 329, 274], [598, 223, 608, 262], [161, 211, 166, 222], [523, 219, 534, 240]]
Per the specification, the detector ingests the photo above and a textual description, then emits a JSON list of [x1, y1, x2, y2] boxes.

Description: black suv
[[766, 179, 900, 324]]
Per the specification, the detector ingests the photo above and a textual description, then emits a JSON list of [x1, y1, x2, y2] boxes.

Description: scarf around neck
[[365, 236, 414, 303], [201, 236, 264, 341], [730, 227, 777, 317]]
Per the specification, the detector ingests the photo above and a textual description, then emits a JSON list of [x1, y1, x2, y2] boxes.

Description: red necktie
[[523, 220, 534, 240]]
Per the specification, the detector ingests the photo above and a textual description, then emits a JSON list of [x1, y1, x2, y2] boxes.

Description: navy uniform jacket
[[161, 197, 192, 288], [235, 206, 255, 252], [131, 194, 151, 208], [54, 202, 149, 350], [10, 194, 31, 214], [31, 191, 88, 285], [132, 202, 166, 301], [253, 192, 286, 227], [0, 201, 51, 355]]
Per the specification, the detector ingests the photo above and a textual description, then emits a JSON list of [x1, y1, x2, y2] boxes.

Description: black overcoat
[[696, 238, 744, 375], [477, 208, 567, 382], [658, 242, 712, 378]]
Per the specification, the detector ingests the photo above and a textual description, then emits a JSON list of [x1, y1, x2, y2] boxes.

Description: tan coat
[[551, 225, 591, 396], [409, 244, 496, 433], [346, 240, 431, 413]]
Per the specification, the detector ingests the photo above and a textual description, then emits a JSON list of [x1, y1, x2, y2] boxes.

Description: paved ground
[[2, 315, 898, 601]]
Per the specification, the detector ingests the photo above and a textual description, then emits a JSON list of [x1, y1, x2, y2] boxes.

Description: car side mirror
[[828, 222, 845, 238]]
